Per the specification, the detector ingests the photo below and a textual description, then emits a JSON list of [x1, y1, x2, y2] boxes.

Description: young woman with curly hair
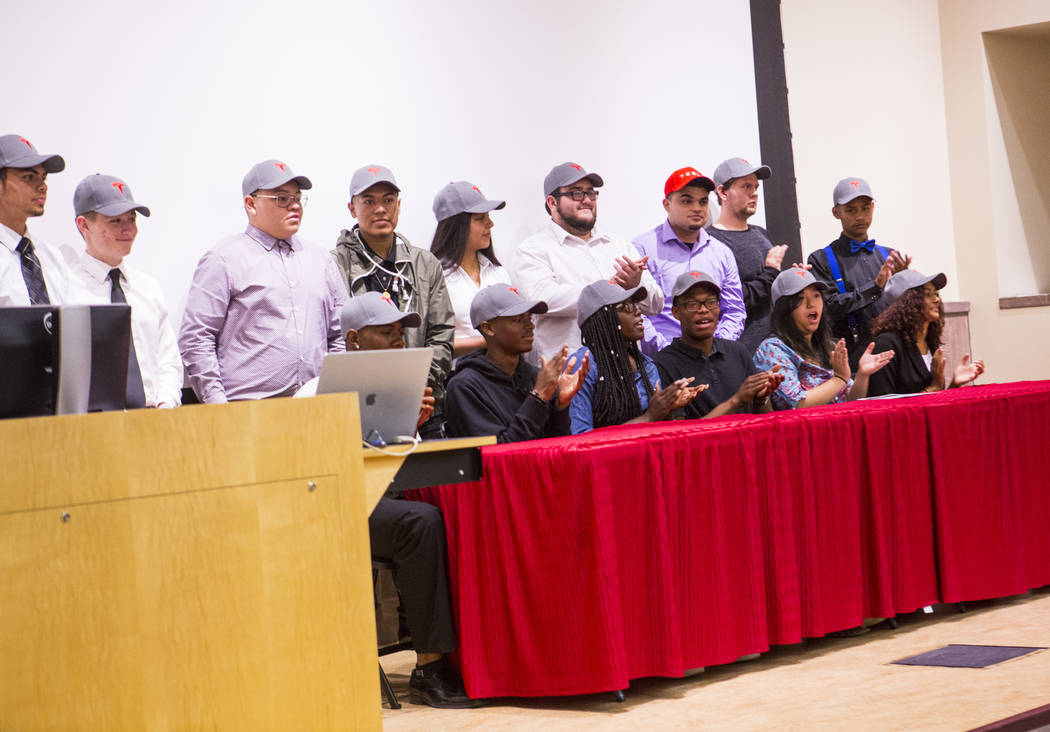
[[568, 280, 702, 433], [867, 270, 984, 396]]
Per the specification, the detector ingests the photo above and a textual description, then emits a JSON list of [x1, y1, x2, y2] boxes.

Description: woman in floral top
[[753, 267, 894, 410]]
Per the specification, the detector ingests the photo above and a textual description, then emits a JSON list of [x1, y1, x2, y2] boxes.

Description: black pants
[[369, 496, 456, 654]]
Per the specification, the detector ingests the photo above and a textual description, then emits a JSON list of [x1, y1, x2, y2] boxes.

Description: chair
[[373, 558, 413, 709]]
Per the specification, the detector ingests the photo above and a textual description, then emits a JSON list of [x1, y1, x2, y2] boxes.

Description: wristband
[[527, 390, 547, 405]]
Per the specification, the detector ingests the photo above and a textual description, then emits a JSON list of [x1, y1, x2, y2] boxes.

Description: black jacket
[[444, 350, 570, 443], [868, 331, 933, 396]]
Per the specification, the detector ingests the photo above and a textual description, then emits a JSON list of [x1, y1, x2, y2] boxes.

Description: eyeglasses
[[679, 298, 720, 313], [553, 189, 599, 202], [615, 301, 640, 315], [253, 193, 308, 208]]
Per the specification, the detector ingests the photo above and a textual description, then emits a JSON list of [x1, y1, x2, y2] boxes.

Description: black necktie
[[109, 268, 147, 409], [16, 236, 51, 304]]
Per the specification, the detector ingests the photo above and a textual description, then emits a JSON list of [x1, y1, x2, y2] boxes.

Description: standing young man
[[807, 177, 910, 368], [707, 157, 787, 353], [0, 134, 74, 306], [332, 165, 454, 437], [508, 162, 663, 363], [179, 159, 347, 403], [72, 174, 182, 408], [633, 166, 747, 351]]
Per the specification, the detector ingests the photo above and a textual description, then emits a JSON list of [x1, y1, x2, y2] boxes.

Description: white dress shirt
[[444, 256, 511, 341], [508, 219, 663, 363], [73, 250, 183, 408], [0, 222, 78, 306]]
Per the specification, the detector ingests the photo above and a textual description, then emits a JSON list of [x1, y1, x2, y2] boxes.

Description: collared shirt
[[653, 337, 758, 419], [73, 251, 183, 408], [568, 346, 661, 434], [631, 220, 747, 348], [508, 219, 663, 364], [0, 222, 78, 306], [753, 335, 852, 410], [444, 256, 510, 341], [179, 224, 348, 404]]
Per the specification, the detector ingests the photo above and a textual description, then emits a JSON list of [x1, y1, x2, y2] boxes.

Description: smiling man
[[72, 174, 182, 408], [444, 284, 588, 442], [508, 162, 663, 364], [0, 134, 75, 306], [632, 166, 747, 353], [653, 271, 782, 419], [332, 165, 454, 437], [179, 159, 348, 403]]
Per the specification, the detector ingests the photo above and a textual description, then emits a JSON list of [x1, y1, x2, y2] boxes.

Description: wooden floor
[[381, 589, 1050, 731]]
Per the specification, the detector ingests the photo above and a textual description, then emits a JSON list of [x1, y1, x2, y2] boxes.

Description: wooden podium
[[0, 394, 382, 731]]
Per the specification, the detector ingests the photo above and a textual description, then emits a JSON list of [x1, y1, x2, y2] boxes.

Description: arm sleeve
[[741, 265, 780, 316], [866, 332, 901, 397], [713, 253, 746, 340], [568, 364, 597, 434], [422, 266, 455, 393], [325, 258, 349, 353], [178, 249, 231, 404], [445, 376, 551, 443], [753, 339, 803, 410], [808, 248, 884, 323], [509, 240, 582, 317], [154, 295, 184, 408]]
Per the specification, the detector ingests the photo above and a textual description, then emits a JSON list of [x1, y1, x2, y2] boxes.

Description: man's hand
[[555, 351, 590, 409], [534, 345, 569, 402], [612, 255, 649, 290], [646, 377, 703, 421], [736, 364, 783, 406], [416, 386, 435, 429], [876, 250, 912, 288], [765, 244, 788, 270]]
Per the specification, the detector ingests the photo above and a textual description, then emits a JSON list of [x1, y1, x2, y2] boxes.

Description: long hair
[[871, 287, 944, 351], [770, 290, 834, 368], [579, 305, 655, 429], [429, 211, 500, 271]]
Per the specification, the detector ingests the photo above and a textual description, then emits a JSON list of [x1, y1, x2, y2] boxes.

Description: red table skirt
[[409, 382, 1050, 698]]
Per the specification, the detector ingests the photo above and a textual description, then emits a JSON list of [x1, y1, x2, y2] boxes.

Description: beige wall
[[780, 0, 1050, 382]]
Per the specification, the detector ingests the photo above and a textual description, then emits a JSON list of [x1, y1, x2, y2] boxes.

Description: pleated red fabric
[[409, 382, 1047, 699]]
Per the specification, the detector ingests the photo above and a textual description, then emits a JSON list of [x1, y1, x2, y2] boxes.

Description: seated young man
[[653, 271, 783, 419], [444, 284, 589, 442], [302, 291, 473, 708]]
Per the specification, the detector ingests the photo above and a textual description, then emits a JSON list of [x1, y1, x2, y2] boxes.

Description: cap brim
[[464, 199, 506, 214], [930, 273, 947, 290], [366, 310, 421, 328], [753, 165, 772, 180], [674, 278, 721, 299], [93, 201, 151, 217], [500, 300, 549, 319], [625, 285, 647, 302], [7, 152, 65, 174], [353, 179, 400, 196], [835, 192, 875, 205]]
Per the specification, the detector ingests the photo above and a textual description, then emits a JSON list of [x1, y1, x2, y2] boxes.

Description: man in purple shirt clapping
[[179, 160, 348, 403], [632, 167, 746, 352]]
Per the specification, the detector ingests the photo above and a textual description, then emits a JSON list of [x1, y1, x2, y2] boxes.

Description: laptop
[[315, 347, 433, 445]]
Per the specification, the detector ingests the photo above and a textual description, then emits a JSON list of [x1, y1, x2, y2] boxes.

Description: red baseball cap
[[664, 167, 715, 197]]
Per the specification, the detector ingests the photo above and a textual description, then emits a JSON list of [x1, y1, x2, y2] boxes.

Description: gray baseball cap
[[833, 177, 875, 205], [242, 159, 312, 197], [0, 134, 65, 173], [671, 271, 721, 299], [350, 164, 400, 197], [432, 181, 506, 222], [883, 269, 947, 303], [577, 280, 647, 326], [543, 162, 604, 197], [341, 291, 421, 333], [470, 284, 548, 329], [771, 267, 828, 306], [713, 157, 771, 188], [74, 174, 151, 217]]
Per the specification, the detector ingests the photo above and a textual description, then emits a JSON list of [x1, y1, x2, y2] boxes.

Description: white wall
[[8, 0, 763, 319]]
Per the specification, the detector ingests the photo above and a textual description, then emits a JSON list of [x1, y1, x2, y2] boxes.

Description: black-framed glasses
[[253, 193, 308, 208], [615, 301, 640, 315], [679, 298, 720, 313], [553, 189, 599, 202]]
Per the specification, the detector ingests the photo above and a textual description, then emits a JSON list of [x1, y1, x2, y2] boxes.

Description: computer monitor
[[0, 304, 131, 419]]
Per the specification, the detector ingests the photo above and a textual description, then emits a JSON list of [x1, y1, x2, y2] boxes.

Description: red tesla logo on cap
[[507, 287, 519, 295], [273, 162, 286, 172], [570, 164, 581, 171], [111, 181, 126, 195], [19, 138, 32, 148], [795, 268, 808, 278], [380, 292, 392, 304], [690, 272, 700, 279], [472, 186, 481, 194], [368, 167, 381, 177], [849, 180, 860, 188]]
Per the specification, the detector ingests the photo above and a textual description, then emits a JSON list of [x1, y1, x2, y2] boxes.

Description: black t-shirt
[[653, 337, 758, 419], [706, 225, 780, 353]]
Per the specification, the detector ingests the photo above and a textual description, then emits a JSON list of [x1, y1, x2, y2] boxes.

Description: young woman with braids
[[866, 270, 984, 396], [569, 280, 702, 433], [753, 267, 894, 410]]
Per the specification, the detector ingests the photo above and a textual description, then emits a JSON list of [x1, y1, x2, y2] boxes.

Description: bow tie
[[849, 238, 876, 254]]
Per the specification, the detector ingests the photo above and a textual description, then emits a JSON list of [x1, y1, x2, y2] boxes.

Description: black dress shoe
[[409, 659, 485, 709]]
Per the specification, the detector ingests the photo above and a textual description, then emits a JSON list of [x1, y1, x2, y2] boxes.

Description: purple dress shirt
[[179, 225, 348, 403], [632, 221, 747, 348]]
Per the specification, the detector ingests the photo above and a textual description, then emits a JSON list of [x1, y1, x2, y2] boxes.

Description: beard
[[556, 201, 596, 233]]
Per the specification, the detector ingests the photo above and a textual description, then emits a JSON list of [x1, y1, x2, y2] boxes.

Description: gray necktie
[[16, 236, 51, 305], [109, 268, 147, 409]]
